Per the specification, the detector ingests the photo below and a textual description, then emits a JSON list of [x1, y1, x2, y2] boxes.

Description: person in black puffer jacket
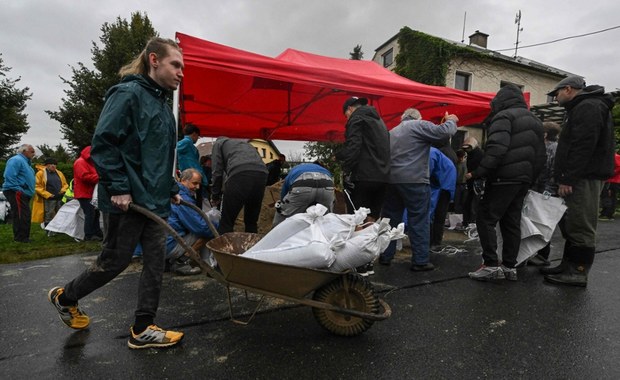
[[467, 84, 546, 282]]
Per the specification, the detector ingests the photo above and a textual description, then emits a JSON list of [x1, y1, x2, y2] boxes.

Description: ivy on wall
[[394, 26, 486, 86]]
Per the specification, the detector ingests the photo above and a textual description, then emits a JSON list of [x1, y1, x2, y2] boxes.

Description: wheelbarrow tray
[[207, 232, 343, 299]]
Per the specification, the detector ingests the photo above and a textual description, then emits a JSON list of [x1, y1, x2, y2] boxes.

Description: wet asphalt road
[[1, 220, 619, 379]]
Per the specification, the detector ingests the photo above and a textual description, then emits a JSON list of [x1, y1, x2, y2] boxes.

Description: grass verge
[[0, 223, 101, 264]]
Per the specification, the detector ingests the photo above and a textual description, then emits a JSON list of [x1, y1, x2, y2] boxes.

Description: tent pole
[[172, 87, 180, 178]]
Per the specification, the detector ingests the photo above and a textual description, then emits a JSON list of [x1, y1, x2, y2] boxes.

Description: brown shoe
[[410, 263, 435, 272]]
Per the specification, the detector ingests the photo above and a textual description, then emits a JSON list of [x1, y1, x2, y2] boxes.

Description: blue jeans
[[380, 183, 431, 265]]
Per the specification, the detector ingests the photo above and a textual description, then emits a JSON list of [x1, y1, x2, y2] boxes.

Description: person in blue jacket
[[2, 144, 36, 242], [48, 37, 185, 349], [429, 147, 456, 249], [166, 168, 217, 275], [272, 161, 335, 227], [177, 124, 207, 203]]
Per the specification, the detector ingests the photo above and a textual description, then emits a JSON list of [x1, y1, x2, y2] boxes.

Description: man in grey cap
[[541, 76, 615, 287]]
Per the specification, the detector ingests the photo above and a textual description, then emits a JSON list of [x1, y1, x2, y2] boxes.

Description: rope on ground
[[430, 245, 466, 256]]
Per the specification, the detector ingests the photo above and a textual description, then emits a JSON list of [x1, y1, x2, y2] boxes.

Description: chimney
[[468, 30, 489, 48]]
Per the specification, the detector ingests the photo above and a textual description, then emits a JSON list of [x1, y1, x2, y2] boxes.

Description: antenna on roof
[[514, 10, 523, 58], [461, 11, 467, 43]]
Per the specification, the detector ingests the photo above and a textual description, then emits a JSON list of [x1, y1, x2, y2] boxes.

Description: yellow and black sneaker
[[48, 287, 90, 330], [128, 325, 184, 349]]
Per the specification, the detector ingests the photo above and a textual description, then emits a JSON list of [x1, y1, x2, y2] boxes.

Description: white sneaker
[[500, 265, 518, 281], [468, 265, 505, 281]]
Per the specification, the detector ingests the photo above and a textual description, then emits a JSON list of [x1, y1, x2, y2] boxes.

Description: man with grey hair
[[2, 144, 36, 242], [379, 108, 459, 271], [541, 76, 615, 287], [166, 168, 217, 276]]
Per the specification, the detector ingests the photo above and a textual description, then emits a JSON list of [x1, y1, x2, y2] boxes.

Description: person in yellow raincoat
[[32, 157, 69, 232]]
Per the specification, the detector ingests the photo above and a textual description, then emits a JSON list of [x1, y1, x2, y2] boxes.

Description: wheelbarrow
[[129, 201, 391, 337]]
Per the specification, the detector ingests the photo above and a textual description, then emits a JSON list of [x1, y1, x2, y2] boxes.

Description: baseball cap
[[342, 96, 368, 114], [547, 76, 586, 97]]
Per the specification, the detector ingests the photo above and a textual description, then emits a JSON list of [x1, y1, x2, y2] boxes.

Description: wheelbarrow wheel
[[312, 273, 379, 336]]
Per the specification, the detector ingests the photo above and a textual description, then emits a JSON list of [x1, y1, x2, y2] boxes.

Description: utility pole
[[461, 11, 467, 43], [514, 10, 523, 58]]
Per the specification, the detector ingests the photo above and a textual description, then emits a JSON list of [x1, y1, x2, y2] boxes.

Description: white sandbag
[[243, 204, 372, 269], [244, 204, 335, 268], [0, 199, 8, 223], [329, 220, 406, 272], [45, 199, 85, 240], [448, 213, 463, 229], [248, 204, 329, 252], [242, 241, 335, 268], [497, 190, 567, 265]]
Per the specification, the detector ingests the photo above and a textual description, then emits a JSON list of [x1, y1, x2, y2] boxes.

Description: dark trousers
[[219, 171, 267, 234], [453, 183, 467, 214], [476, 183, 529, 268], [4, 190, 32, 242], [600, 182, 618, 218], [431, 189, 451, 246], [346, 181, 387, 220], [77, 198, 102, 238], [64, 211, 167, 322], [462, 185, 479, 225]]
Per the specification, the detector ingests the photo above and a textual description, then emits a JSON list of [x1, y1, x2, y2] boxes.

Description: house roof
[[373, 30, 578, 79]]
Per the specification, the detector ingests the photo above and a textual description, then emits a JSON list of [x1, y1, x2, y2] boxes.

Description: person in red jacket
[[73, 146, 103, 241], [599, 153, 620, 220]]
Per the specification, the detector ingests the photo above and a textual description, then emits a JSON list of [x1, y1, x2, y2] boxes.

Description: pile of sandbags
[[242, 204, 405, 271]]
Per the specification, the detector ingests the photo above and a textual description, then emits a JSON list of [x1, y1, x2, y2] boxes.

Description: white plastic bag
[[497, 190, 567, 265], [45, 199, 85, 240]]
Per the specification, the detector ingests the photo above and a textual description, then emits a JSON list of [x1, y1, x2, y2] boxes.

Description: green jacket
[[91, 75, 178, 217]]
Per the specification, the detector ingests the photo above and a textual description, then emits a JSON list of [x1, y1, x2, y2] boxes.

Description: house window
[[500, 80, 524, 91], [455, 71, 471, 91], [382, 48, 393, 68]]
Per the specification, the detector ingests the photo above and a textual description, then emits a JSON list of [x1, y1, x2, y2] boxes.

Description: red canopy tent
[[176, 32, 496, 142]]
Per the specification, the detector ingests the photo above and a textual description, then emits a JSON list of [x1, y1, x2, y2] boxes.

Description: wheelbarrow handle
[[127, 203, 224, 281], [178, 199, 221, 238]]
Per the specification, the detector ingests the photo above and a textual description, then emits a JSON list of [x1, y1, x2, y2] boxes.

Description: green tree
[[47, 12, 158, 154], [349, 44, 364, 60], [0, 54, 32, 159], [303, 141, 344, 187], [37, 143, 73, 163]]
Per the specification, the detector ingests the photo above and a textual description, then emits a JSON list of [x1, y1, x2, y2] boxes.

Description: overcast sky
[[2, 0, 619, 157]]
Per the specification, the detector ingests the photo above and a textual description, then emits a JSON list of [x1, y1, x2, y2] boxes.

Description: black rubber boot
[[539, 261, 567, 275], [539, 240, 571, 275], [544, 262, 589, 287], [544, 246, 594, 287]]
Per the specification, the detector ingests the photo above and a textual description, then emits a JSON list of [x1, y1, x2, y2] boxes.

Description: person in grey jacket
[[379, 108, 459, 271], [210, 137, 268, 233]]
